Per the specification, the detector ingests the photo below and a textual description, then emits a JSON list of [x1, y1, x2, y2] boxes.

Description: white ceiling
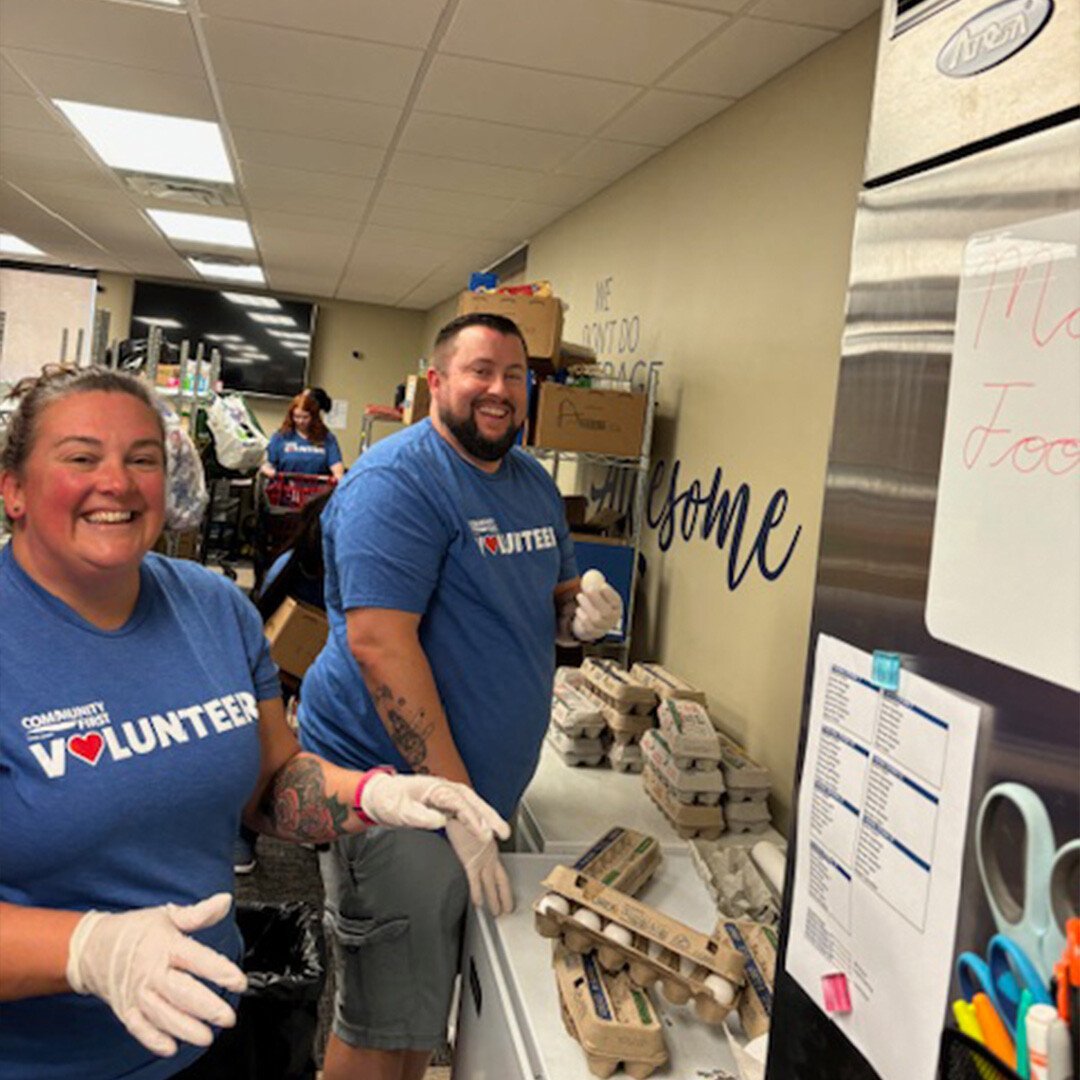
[[0, 0, 877, 310]]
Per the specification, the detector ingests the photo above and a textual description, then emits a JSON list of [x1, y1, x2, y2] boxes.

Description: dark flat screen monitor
[[131, 280, 315, 398]]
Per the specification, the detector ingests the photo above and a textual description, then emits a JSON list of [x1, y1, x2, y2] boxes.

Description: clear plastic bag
[[206, 393, 268, 473]]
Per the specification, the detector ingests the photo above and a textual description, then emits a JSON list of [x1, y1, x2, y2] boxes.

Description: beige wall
[[474, 18, 878, 830], [94, 273, 426, 465]]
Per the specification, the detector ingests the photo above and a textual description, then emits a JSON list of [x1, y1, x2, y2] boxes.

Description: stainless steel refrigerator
[[768, 1, 1079, 1075]]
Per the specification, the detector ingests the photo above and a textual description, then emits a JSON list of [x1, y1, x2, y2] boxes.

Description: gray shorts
[[318, 827, 469, 1051]]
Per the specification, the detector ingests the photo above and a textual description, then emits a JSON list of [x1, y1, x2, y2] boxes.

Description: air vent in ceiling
[[119, 172, 239, 207], [185, 251, 250, 266]]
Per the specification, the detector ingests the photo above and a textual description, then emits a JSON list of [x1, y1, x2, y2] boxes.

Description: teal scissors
[[974, 783, 1079, 985]]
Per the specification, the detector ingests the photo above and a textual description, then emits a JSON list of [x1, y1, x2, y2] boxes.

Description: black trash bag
[[196, 900, 326, 1080]]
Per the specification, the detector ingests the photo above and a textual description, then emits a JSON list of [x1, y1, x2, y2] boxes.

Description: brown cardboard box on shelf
[[533, 383, 647, 457], [457, 291, 563, 359], [264, 596, 329, 679], [562, 495, 588, 527], [402, 374, 431, 425]]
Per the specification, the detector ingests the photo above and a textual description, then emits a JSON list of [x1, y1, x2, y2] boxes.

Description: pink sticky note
[[822, 972, 852, 1014]]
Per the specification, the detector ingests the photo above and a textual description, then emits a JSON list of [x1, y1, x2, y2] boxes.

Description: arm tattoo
[[372, 683, 434, 774], [260, 755, 350, 843]]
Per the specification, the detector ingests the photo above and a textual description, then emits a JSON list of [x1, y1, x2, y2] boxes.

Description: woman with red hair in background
[[260, 391, 343, 481]]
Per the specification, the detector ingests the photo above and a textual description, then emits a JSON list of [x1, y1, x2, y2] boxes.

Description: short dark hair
[[431, 312, 528, 372]]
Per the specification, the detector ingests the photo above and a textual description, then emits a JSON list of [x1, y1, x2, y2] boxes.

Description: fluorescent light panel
[[54, 100, 234, 183], [267, 330, 309, 340], [221, 291, 280, 310], [133, 316, 183, 329], [0, 232, 46, 256], [247, 313, 296, 326], [203, 333, 246, 343], [146, 209, 253, 250], [188, 258, 264, 284]]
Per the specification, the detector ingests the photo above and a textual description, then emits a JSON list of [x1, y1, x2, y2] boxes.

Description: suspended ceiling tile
[[13, 175, 126, 208], [264, 270, 339, 299], [0, 126, 92, 164], [376, 180, 518, 220], [751, 0, 881, 31], [2, 49, 217, 119], [0, 95, 60, 132], [599, 87, 733, 146], [0, 0, 202, 76], [387, 150, 545, 201], [661, 17, 835, 98], [646, 0, 745, 11], [249, 207, 360, 236], [515, 171, 609, 208], [496, 200, 566, 236], [256, 226, 355, 265], [442, 0, 725, 85], [217, 82, 401, 146], [202, 18, 422, 106], [368, 203, 518, 243], [231, 128, 386, 179], [399, 112, 586, 172], [199, 0, 446, 48], [416, 56, 638, 137], [555, 139, 658, 181], [1, 153, 116, 189], [0, 56, 34, 96], [241, 161, 374, 205]]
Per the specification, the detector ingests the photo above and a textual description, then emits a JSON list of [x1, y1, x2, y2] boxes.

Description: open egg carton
[[687, 840, 780, 926], [534, 864, 746, 1027], [554, 945, 668, 1079]]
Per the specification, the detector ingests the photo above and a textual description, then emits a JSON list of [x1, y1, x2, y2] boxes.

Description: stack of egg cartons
[[547, 678, 607, 767], [716, 731, 773, 834], [579, 658, 657, 773], [641, 699, 725, 840], [627, 662, 707, 709]]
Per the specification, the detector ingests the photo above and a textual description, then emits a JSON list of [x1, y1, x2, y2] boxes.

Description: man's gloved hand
[[445, 818, 515, 918], [572, 581, 623, 642], [66, 893, 248, 1058], [360, 772, 510, 843]]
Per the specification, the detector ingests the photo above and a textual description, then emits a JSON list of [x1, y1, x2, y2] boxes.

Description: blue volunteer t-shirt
[[266, 430, 341, 475], [0, 548, 280, 1080], [299, 419, 577, 819]]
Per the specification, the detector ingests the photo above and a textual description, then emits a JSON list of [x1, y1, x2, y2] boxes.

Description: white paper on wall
[[926, 210, 1080, 690], [326, 399, 348, 430], [785, 634, 982, 1080]]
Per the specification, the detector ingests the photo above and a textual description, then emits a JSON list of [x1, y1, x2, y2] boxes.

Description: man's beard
[[439, 401, 521, 462]]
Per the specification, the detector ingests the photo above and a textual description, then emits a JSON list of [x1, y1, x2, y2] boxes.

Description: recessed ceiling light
[[133, 316, 184, 329], [203, 333, 246, 343], [146, 209, 253, 249], [247, 313, 296, 326], [221, 291, 280, 310], [0, 232, 46, 257], [188, 257, 264, 284], [54, 100, 234, 183], [267, 330, 310, 341]]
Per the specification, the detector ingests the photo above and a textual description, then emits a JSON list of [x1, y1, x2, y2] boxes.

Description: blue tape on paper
[[871, 650, 901, 692]]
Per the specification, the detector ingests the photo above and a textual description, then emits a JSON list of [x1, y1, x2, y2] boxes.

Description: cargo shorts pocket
[[327, 911, 415, 1034]]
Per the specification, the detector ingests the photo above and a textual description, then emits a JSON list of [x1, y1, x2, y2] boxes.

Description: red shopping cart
[[255, 472, 336, 590]]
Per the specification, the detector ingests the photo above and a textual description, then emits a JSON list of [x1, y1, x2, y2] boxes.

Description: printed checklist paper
[[786, 634, 981, 1080]]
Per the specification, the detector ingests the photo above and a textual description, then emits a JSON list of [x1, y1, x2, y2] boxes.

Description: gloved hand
[[572, 582, 623, 641], [360, 772, 510, 843], [66, 893, 248, 1058], [445, 818, 515, 917]]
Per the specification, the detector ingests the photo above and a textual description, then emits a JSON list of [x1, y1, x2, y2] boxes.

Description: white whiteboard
[[926, 210, 1080, 691], [0, 267, 97, 384]]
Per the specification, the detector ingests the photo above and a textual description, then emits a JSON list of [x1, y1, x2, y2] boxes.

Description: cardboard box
[[562, 495, 588, 527], [457, 290, 563, 359], [533, 384, 647, 457], [402, 374, 431, 425], [264, 596, 329, 678]]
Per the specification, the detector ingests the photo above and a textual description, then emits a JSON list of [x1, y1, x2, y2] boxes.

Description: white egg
[[703, 974, 736, 1006], [646, 939, 665, 959], [537, 893, 570, 916], [601, 922, 633, 947], [571, 907, 602, 932], [581, 569, 606, 592]]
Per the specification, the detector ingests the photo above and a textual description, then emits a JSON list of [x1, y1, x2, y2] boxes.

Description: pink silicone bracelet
[[353, 766, 397, 826]]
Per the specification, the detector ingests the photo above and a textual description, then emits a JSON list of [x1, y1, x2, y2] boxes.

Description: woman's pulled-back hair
[[279, 390, 328, 444]]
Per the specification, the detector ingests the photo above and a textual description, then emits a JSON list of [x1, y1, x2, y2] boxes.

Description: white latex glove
[[572, 582, 623, 642], [66, 893, 248, 1058], [361, 773, 510, 844], [445, 818, 515, 918]]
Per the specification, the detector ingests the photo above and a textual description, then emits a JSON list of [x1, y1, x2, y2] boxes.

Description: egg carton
[[654, 700, 722, 769], [581, 658, 658, 715], [547, 728, 606, 767], [628, 662, 707, 707], [572, 826, 662, 896], [556, 665, 588, 690], [725, 787, 770, 804], [554, 945, 668, 1079], [552, 684, 607, 739], [723, 798, 772, 834], [640, 731, 725, 804], [576, 685, 654, 744], [607, 741, 644, 773], [716, 731, 772, 792], [688, 841, 779, 926], [713, 920, 778, 1040], [534, 864, 746, 1025], [643, 767, 725, 840]]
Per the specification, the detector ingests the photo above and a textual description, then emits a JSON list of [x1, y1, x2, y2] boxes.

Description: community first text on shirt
[[785, 634, 981, 1080]]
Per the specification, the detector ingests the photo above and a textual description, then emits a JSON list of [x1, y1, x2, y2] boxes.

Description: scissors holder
[[938, 1028, 1023, 1080]]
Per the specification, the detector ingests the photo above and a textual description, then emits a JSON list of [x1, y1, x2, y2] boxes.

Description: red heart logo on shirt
[[68, 732, 104, 766], [484, 536, 499, 554]]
